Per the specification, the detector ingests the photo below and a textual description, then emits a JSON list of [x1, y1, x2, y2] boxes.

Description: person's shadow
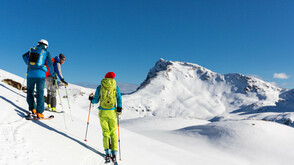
[[0, 84, 26, 98], [0, 95, 105, 158]]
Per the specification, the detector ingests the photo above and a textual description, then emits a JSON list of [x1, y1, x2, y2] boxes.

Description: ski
[[25, 113, 36, 118], [44, 109, 64, 113], [25, 115, 54, 120], [105, 162, 118, 165]]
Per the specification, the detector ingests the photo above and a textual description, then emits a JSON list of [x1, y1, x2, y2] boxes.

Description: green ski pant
[[99, 110, 118, 151]]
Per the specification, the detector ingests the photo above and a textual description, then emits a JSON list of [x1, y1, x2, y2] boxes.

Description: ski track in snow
[[81, 155, 105, 165], [0, 81, 44, 164], [0, 118, 43, 165]]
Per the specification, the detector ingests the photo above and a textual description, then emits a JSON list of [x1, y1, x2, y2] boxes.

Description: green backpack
[[100, 78, 117, 109]]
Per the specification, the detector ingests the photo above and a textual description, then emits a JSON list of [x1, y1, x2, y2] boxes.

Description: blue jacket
[[53, 56, 64, 80], [23, 45, 56, 78], [91, 85, 122, 110]]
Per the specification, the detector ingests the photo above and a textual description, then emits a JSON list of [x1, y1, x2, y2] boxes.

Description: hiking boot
[[52, 107, 57, 112], [37, 113, 44, 119]]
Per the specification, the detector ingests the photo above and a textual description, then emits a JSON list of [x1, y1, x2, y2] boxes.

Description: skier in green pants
[[89, 72, 122, 163]]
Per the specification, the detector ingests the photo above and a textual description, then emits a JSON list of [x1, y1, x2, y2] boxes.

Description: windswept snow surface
[[1, 60, 294, 165]]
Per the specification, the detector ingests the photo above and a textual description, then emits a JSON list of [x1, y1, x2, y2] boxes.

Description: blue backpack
[[28, 47, 47, 69]]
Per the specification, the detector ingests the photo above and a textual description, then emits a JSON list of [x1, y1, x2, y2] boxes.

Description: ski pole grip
[[89, 93, 94, 102]]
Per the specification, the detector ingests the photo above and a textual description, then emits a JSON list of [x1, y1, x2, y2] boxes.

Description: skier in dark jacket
[[22, 39, 56, 118], [45, 53, 68, 112]]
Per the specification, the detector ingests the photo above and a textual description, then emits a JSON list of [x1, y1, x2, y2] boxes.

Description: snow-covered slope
[[1, 67, 294, 165], [123, 59, 289, 120]]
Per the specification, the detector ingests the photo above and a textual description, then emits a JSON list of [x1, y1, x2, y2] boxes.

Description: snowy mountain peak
[[125, 59, 287, 119], [138, 58, 172, 90], [138, 59, 282, 95], [138, 58, 220, 90]]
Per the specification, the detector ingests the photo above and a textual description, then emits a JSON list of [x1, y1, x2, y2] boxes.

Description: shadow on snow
[[0, 95, 105, 158], [0, 84, 26, 98]]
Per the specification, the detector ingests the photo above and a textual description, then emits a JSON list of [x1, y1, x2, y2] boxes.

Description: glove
[[116, 107, 122, 115], [61, 79, 68, 86], [89, 93, 94, 101]]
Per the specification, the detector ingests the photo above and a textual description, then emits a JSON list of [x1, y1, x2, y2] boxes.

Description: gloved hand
[[116, 107, 122, 115], [89, 93, 94, 101], [61, 79, 68, 86]]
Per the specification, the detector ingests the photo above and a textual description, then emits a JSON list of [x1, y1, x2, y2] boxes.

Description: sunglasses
[[38, 42, 48, 46]]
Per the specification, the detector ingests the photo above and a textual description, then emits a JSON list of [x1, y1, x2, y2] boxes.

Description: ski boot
[[46, 104, 52, 111], [37, 113, 44, 119], [105, 154, 111, 163], [111, 150, 118, 164], [111, 155, 117, 164], [52, 107, 57, 112], [26, 109, 37, 118], [105, 149, 111, 163]]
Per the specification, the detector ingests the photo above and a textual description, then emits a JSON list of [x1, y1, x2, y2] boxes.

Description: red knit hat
[[105, 72, 116, 79]]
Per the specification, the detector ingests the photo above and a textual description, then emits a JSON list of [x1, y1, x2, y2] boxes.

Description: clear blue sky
[[1, 0, 293, 89]]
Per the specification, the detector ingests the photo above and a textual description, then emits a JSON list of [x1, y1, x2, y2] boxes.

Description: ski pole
[[64, 86, 73, 121], [84, 102, 92, 142], [117, 113, 122, 160], [56, 79, 67, 129], [16, 73, 27, 102]]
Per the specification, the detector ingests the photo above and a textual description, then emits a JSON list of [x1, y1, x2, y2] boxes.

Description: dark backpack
[[28, 47, 47, 69]]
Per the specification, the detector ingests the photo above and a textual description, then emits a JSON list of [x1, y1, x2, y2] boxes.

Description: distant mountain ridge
[[139, 58, 283, 94], [124, 58, 292, 120]]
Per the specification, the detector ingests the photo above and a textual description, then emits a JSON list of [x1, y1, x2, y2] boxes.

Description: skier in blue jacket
[[22, 39, 56, 118], [53, 54, 68, 85], [45, 53, 68, 112]]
